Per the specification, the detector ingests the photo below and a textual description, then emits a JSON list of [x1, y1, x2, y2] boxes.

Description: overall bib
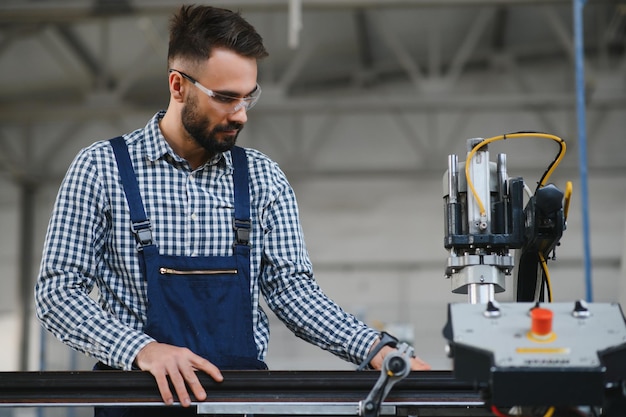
[[94, 137, 266, 417]]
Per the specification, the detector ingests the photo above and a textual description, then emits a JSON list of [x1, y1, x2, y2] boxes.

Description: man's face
[[178, 48, 258, 155], [181, 92, 243, 155]]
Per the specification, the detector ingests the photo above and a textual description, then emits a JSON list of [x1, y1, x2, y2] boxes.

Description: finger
[[166, 367, 192, 407], [153, 371, 175, 405], [182, 368, 207, 402], [410, 356, 431, 371], [192, 356, 224, 382]]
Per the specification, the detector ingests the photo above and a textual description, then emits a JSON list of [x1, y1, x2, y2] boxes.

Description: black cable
[[536, 139, 566, 193]]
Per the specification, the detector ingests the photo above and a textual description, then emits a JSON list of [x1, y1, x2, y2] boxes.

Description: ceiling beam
[[54, 24, 117, 90], [1, 92, 624, 123], [0, 0, 611, 24]]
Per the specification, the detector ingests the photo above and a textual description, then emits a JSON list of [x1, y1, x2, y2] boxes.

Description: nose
[[228, 103, 248, 124]]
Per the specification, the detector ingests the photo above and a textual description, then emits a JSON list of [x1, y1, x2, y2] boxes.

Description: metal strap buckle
[[234, 219, 251, 245], [130, 219, 153, 247]]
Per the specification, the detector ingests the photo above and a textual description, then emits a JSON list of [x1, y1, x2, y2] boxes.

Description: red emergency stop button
[[528, 307, 556, 342]]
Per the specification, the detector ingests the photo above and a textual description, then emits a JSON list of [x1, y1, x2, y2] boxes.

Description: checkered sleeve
[[35, 146, 153, 370], [256, 159, 379, 365]]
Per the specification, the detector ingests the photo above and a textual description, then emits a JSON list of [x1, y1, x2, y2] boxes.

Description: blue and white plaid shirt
[[35, 111, 379, 370]]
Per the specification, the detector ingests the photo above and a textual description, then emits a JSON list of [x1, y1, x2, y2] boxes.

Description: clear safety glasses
[[169, 69, 261, 114]]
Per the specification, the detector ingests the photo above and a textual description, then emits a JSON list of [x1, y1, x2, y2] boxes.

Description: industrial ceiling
[[0, 0, 624, 184]]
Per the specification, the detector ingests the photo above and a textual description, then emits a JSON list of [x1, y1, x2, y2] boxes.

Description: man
[[35, 5, 430, 415]]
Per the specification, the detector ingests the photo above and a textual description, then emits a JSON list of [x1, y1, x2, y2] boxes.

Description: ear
[[169, 71, 185, 103]]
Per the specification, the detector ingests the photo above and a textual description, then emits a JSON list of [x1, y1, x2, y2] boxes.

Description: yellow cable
[[538, 252, 553, 303], [464, 133, 566, 217], [564, 181, 573, 220], [543, 406, 556, 417]]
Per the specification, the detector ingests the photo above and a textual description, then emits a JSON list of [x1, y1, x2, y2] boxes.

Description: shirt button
[[190, 213, 198, 220]]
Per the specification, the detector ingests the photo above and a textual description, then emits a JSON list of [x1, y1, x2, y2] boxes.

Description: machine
[[443, 132, 569, 304], [442, 133, 626, 416]]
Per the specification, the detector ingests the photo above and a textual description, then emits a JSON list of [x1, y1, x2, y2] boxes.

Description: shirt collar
[[144, 110, 232, 172]]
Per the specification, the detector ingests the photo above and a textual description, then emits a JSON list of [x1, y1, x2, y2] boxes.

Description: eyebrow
[[214, 84, 259, 99]]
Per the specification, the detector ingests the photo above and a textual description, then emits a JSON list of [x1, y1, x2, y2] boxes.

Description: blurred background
[[0, 0, 625, 388]]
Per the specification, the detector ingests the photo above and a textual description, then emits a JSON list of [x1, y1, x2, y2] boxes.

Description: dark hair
[[168, 5, 268, 65]]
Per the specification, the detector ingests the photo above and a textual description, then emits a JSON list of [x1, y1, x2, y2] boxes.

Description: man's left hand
[[369, 344, 431, 371]]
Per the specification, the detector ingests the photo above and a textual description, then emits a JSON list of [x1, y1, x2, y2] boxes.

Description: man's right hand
[[134, 341, 224, 407]]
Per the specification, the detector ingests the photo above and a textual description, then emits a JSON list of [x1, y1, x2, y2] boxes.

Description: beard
[[181, 94, 244, 154]]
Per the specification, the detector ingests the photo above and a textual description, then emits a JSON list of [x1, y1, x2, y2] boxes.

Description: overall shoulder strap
[[230, 146, 251, 246], [109, 136, 153, 247]]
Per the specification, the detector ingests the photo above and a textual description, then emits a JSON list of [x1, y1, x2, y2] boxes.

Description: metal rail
[[0, 370, 490, 416]]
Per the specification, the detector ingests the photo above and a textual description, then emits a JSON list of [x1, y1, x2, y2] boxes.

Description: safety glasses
[[169, 69, 261, 114]]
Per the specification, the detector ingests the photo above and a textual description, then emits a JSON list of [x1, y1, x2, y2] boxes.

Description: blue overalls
[[95, 137, 266, 417]]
